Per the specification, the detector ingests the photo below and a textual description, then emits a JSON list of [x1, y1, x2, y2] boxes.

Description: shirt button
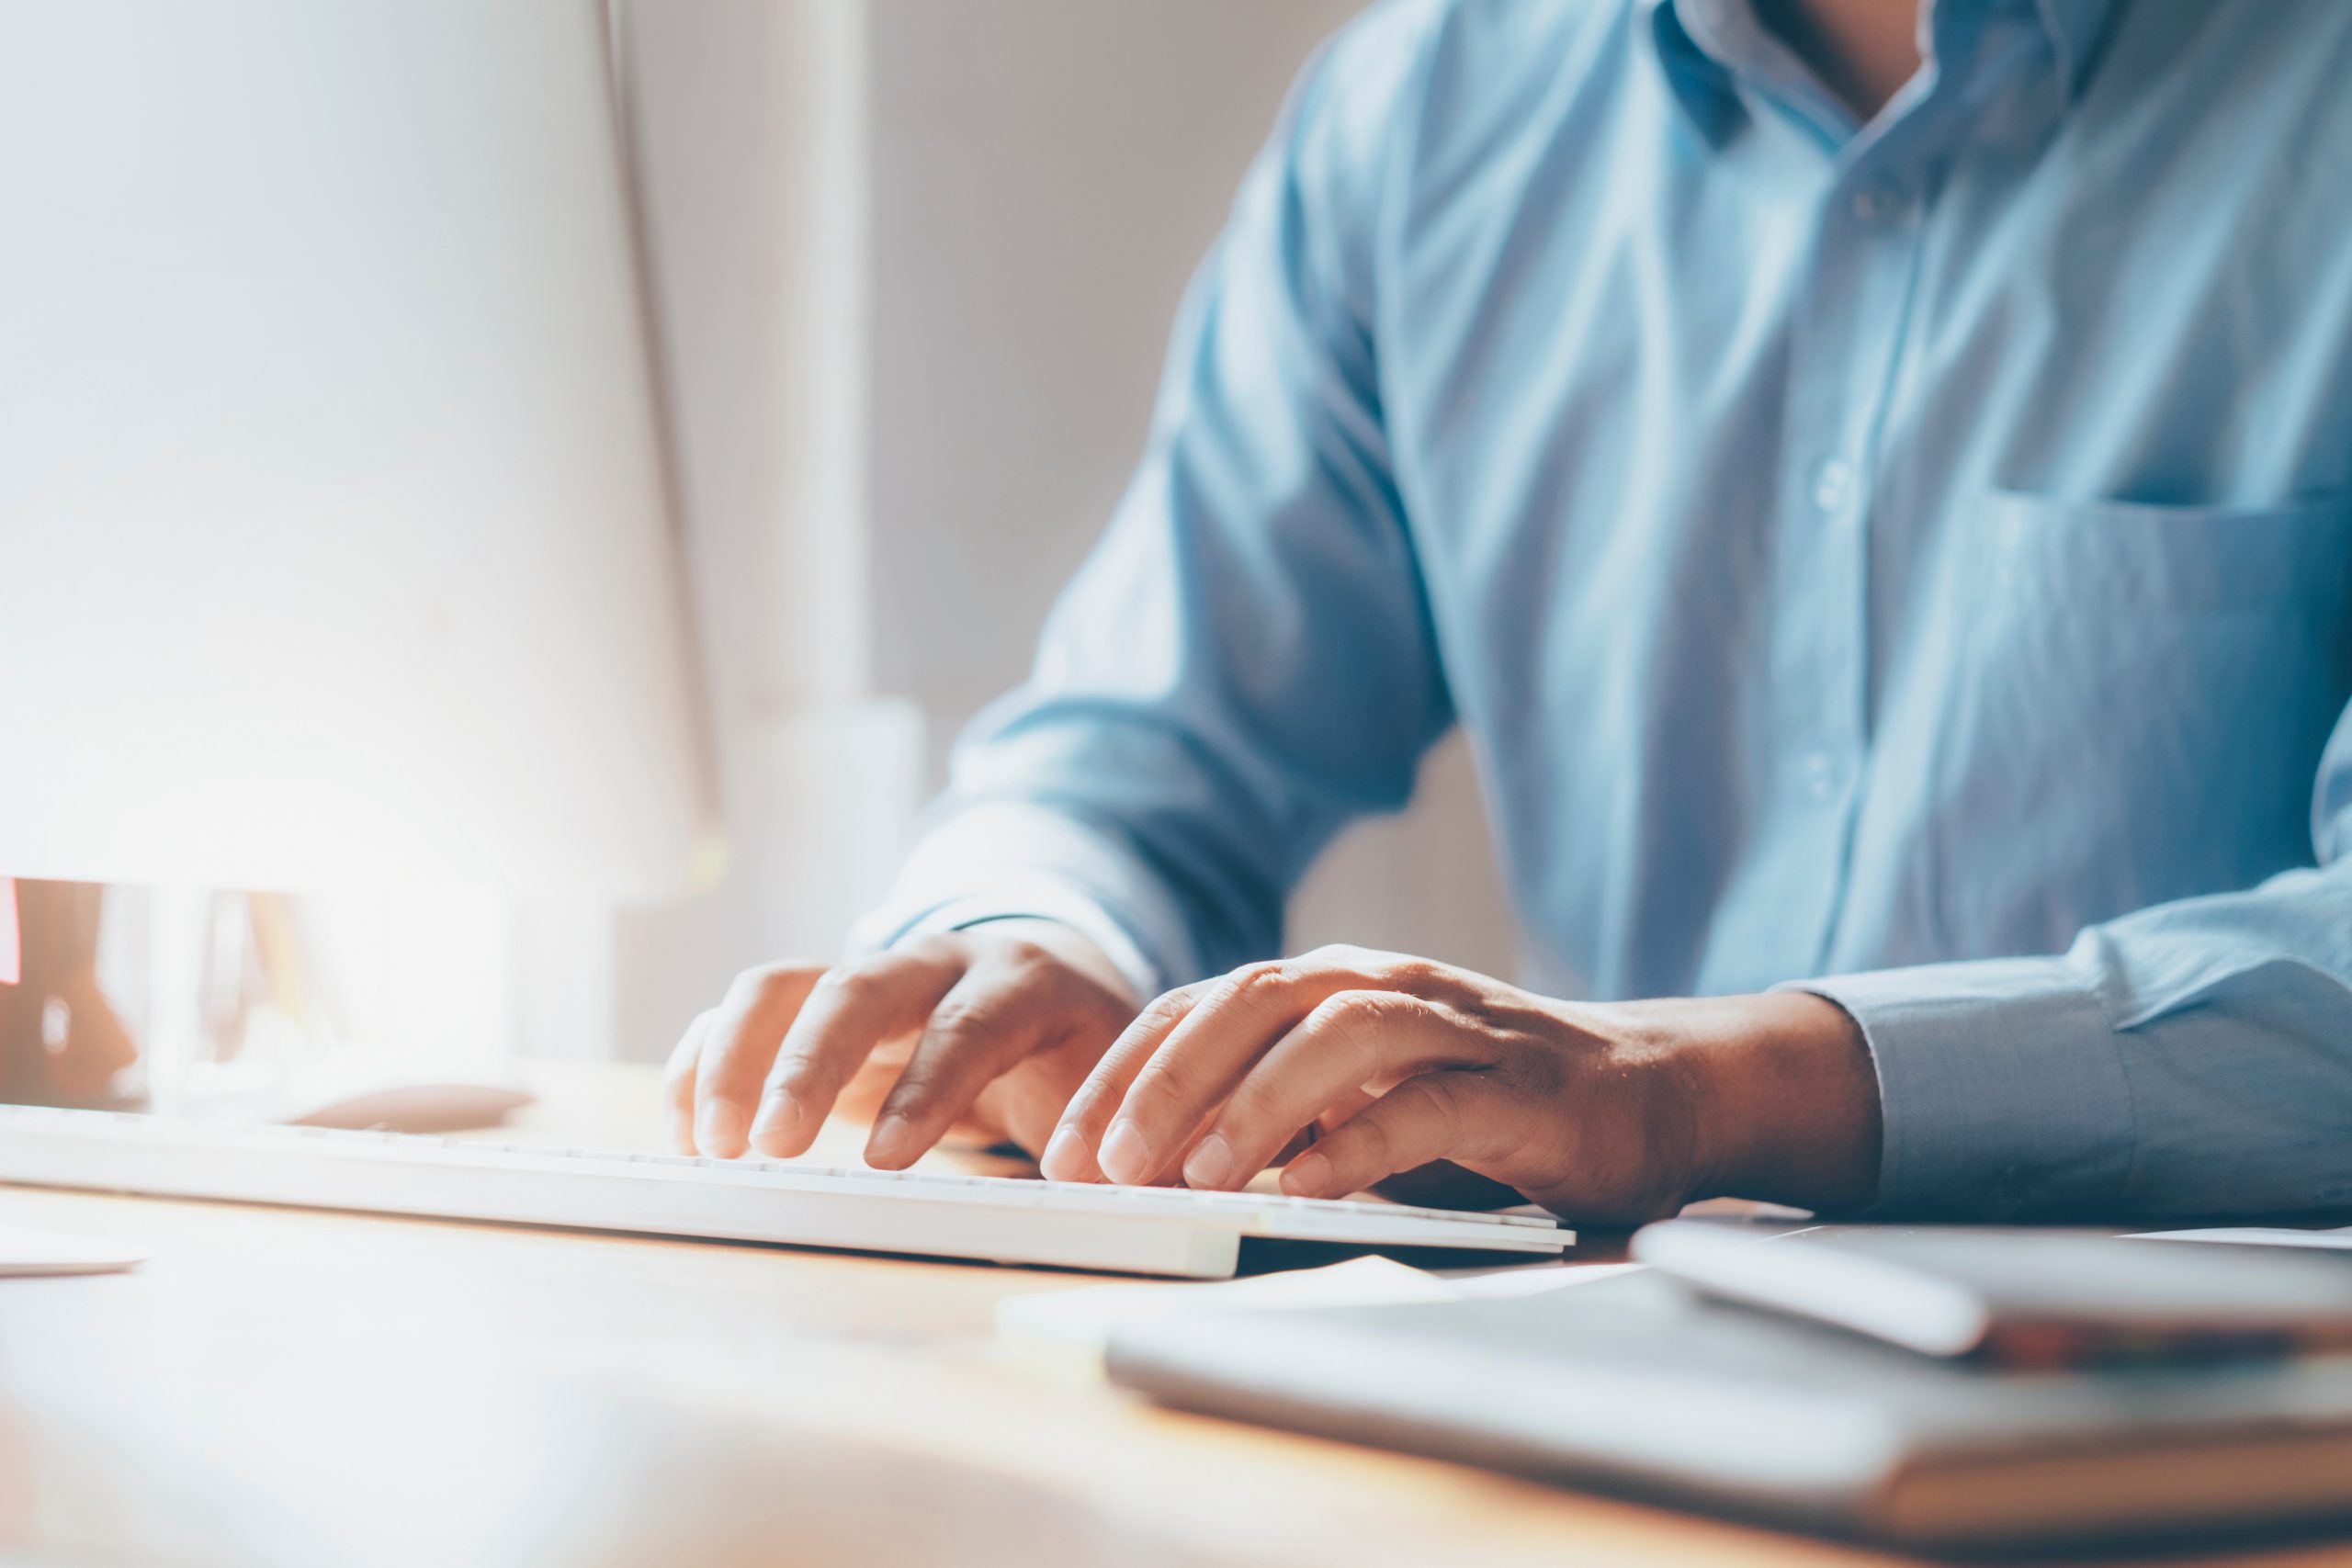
[[1804, 751, 1839, 804], [1851, 185, 1909, 226], [1808, 457, 1855, 514]]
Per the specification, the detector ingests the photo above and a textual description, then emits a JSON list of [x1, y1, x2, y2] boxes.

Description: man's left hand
[[1037, 945, 1883, 1224]]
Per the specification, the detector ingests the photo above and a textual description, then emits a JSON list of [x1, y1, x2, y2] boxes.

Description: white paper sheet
[[998, 1256, 1643, 1354], [0, 1223, 145, 1275], [2132, 1226, 2352, 1251]]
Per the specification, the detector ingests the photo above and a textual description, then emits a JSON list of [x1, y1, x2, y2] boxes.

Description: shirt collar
[[1647, 0, 2118, 137], [2030, 0, 2118, 97]]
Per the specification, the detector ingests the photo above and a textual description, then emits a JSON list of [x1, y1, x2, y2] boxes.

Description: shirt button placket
[[1790, 159, 1926, 973]]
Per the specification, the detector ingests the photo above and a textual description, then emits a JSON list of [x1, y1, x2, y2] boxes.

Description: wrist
[[1677, 991, 1883, 1213]]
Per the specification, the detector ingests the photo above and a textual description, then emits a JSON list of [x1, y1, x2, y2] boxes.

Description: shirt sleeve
[[850, 10, 1451, 998], [1791, 697, 2352, 1222]]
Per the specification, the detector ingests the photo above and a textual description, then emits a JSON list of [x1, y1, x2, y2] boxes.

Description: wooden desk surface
[[0, 1065, 2342, 1568]]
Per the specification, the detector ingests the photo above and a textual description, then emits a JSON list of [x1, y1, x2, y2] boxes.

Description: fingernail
[[1097, 1119, 1152, 1185], [1039, 1124, 1089, 1182], [696, 1100, 747, 1158], [1182, 1133, 1237, 1190], [1281, 1149, 1333, 1199], [750, 1087, 804, 1151], [865, 1113, 915, 1168]]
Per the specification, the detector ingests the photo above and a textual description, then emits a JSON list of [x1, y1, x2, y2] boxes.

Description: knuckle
[[727, 962, 813, 1010], [1376, 953, 1448, 993], [1219, 1077, 1298, 1144], [1128, 1054, 1203, 1111], [1000, 942, 1094, 1003], [900, 932, 961, 966], [754, 961, 810, 994], [1315, 988, 1381, 1026], [1135, 988, 1196, 1031], [1220, 959, 1293, 1004], [765, 1056, 819, 1096], [811, 962, 886, 1007], [1073, 1070, 1129, 1117], [1301, 991, 1369, 1045], [767, 1044, 838, 1099], [1311, 988, 1416, 1043], [925, 994, 1013, 1048], [984, 931, 1054, 969], [880, 1066, 948, 1110]]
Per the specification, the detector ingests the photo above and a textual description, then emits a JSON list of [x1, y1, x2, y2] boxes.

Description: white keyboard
[[0, 1105, 1569, 1279]]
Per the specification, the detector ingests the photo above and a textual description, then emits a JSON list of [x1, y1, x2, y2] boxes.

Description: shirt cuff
[[1783, 953, 2137, 1219], [844, 801, 1202, 1002]]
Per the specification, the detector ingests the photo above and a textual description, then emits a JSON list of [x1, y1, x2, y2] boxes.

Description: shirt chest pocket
[[1917, 490, 2352, 951], [1975, 490, 2352, 614]]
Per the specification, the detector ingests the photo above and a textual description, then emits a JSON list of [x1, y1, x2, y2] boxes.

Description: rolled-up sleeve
[[852, 13, 1451, 997]]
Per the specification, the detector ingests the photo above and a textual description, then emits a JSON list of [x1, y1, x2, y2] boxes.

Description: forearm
[[1666, 991, 1883, 1213]]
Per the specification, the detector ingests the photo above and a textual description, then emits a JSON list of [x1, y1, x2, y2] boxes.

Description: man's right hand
[[664, 919, 1141, 1168]]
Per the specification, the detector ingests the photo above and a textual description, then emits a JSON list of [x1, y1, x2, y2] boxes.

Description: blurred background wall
[[607, 0, 1517, 1064]]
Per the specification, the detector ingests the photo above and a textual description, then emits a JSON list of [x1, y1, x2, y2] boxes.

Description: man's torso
[[1358, 0, 2352, 997]]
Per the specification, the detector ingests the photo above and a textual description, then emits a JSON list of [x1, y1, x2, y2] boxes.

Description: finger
[[1312, 1084, 1379, 1136], [863, 952, 1067, 1168], [1097, 958, 1381, 1186], [688, 964, 829, 1156], [1041, 981, 1209, 1182], [662, 1009, 717, 1152], [1181, 991, 1476, 1190], [989, 1024, 1118, 1156], [1281, 1072, 1499, 1200], [1261, 1086, 1376, 1168], [750, 942, 967, 1158]]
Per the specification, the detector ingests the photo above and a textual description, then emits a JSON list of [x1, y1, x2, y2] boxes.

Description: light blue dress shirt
[[861, 0, 2352, 1221]]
